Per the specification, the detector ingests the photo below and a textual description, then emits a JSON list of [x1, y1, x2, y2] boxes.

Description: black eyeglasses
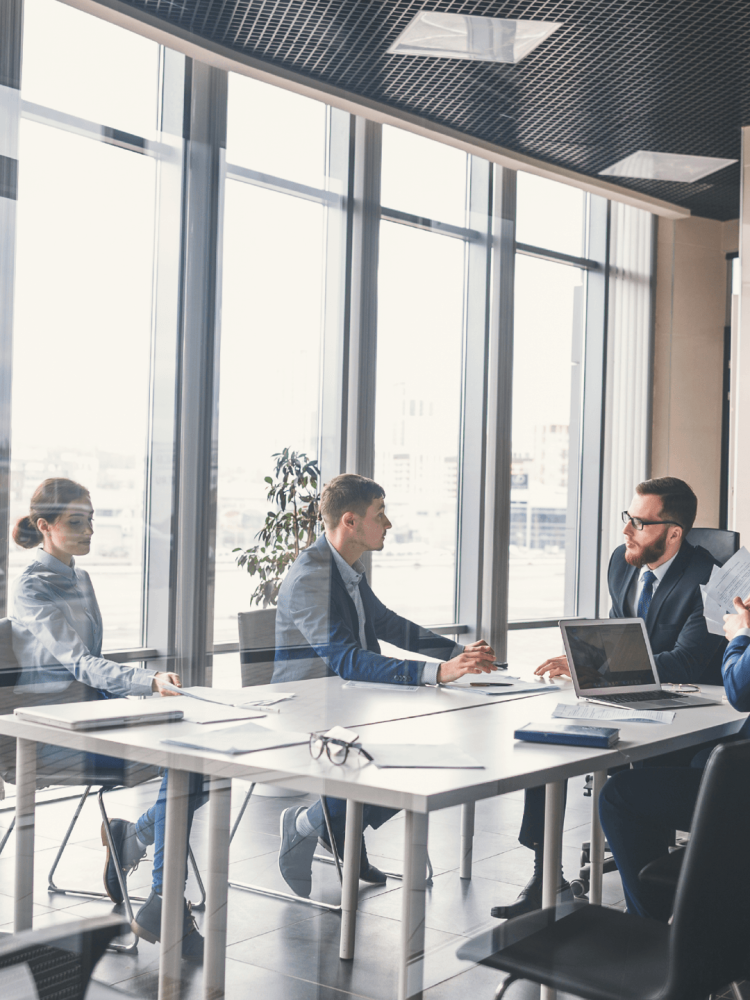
[[309, 733, 373, 766], [621, 511, 682, 532]]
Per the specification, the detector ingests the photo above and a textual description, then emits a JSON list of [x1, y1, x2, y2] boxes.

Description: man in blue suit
[[599, 598, 750, 920], [492, 477, 726, 920], [274, 473, 497, 897]]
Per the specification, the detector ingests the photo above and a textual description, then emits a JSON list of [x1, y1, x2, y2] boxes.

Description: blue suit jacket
[[272, 534, 461, 684], [607, 540, 726, 685], [721, 636, 750, 739]]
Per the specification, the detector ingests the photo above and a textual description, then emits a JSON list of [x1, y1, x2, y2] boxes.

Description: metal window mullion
[[172, 59, 227, 687], [0, 0, 22, 617], [455, 155, 492, 643], [575, 196, 610, 618], [480, 168, 516, 660]]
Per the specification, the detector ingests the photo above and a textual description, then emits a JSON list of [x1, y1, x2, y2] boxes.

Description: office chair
[[458, 739, 750, 1000], [230, 609, 403, 913], [0, 915, 129, 1000], [572, 526, 741, 897], [0, 619, 205, 953]]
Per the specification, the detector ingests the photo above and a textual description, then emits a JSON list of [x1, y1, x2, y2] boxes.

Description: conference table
[[0, 677, 744, 1000]]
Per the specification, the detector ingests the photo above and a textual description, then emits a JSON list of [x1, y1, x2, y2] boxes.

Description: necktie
[[637, 569, 657, 621]]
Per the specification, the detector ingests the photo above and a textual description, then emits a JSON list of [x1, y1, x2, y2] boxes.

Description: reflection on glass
[[11, 121, 156, 648], [509, 255, 583, 621], [372, 222, 464, 624], [215, 181, 325, 643], [381, 125, 468, 228], [22, 0, 159, 137], [226, 74, 327, 189], [515, 172, 585, 258]]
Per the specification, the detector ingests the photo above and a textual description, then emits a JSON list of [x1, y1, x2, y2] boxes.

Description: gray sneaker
[[279, 806, 317, 898]]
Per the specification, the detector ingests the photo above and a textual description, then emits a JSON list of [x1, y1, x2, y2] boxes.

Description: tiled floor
[[0, 777, 625, 999]]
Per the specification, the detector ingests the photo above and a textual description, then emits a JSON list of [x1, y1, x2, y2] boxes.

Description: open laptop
[[559, 618, 717, 710], [15, 698, 184, 731]]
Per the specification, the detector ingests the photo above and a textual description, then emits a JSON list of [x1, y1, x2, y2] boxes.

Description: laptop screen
[[565, 621, 655, 690]]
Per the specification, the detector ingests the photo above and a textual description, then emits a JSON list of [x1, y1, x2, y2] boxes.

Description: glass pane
[[381, 125, 468, 228], [226, 74, 327, 189], [516, 172, 585, 258], [21, 0, 159, 137], [214, 181, 325, 643], [372, 222, 465, 624], [507, 627, 564, 674], [509, 255, 583, 621], [10, 121, 156, 649]]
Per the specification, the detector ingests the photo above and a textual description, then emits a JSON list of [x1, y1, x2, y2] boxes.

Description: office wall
[[650, 215, 737, 526]]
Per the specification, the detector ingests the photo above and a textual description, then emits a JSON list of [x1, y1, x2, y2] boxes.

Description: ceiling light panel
[[599, 150, 737, 183], [387, 11, 561, 64]]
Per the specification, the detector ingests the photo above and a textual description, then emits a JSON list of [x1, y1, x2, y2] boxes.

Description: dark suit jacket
[[608, 540, 726, 685], [272, 534, 460, 684]]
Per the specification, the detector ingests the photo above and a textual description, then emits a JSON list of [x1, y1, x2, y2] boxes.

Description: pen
[[470, 682, 514, 687]]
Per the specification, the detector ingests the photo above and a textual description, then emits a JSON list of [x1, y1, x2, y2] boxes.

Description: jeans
[[598, 766, 702, 921], [306, 796, 398, 855]]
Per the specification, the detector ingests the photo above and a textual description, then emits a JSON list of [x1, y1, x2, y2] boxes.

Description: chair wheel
[[570, 879, 588, 897]]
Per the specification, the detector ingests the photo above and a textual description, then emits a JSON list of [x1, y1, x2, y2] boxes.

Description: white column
[[730, 127, 750, 538]]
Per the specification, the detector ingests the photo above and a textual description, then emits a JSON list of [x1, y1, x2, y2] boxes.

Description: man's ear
[[341, 510, 357, 531]]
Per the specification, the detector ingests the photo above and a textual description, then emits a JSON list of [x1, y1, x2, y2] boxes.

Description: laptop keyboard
[[593, 691, 683, 704]]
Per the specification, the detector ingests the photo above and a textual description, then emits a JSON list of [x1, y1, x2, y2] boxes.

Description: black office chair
[[0, 619, 205, 953], [571, 525, 742, 896], [0, 915, 129, 1000], [458, 739, 750, 1000]]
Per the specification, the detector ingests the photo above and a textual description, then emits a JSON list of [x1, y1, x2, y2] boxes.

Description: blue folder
[[514, 720, 619, 748]]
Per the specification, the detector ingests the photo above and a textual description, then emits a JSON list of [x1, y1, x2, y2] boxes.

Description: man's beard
[[624, 529, 668, 568]]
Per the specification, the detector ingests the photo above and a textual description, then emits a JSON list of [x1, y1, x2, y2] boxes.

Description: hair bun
[[12, 515, 42, 549]]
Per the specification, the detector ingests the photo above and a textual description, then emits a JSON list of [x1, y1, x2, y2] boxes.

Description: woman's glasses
[[309, 733, 373, 765]]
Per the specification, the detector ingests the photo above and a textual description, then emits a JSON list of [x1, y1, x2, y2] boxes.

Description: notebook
[[559, 618, 716, 711], [15, 698, 184, 731], [514, 721, 619, 748]]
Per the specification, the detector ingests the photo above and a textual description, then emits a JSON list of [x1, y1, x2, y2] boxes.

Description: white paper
[[704, 546, 750, 615], [161, 721, 309, 755], [165, 684, 295, 712], [342, 680, 419, 693], [367, 743, 484, 768], [450, 677, 560, 697], [552, 702, 675, 725]]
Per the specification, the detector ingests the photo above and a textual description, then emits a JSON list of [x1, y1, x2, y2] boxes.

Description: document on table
[[700, 547, 750, 635], [342, 680, 420, 693], [366, 743, 485, 768], [552, 702, 675, 724], [176, 700, 267, 726], [163, 683, 295, 712], [449, 676, 560, 697], [161, 721, 310, 755]]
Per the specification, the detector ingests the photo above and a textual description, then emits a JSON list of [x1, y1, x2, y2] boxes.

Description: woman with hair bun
[[11, 478, 206, 959]]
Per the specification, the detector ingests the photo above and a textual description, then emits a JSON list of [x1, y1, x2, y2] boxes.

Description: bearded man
[[491, 477, 726, 921]]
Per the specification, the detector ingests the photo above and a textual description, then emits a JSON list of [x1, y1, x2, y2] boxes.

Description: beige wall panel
[[651, 215, 728, 527]]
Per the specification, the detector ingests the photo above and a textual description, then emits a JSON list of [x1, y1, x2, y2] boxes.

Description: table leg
[[339, 800, 363, 960], [204, 777, 231, 1000], [541, 781, 565, 1000], [459, 802, 474, 880], [159, 768, 190, 1000], [14, 739, 36, 932], [399, 810, 429, 1000], [588, 771, 606, 906]]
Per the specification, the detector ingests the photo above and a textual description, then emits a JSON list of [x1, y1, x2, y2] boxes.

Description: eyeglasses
[[309, 733, 373, 766], [621, 511, 682, 532]]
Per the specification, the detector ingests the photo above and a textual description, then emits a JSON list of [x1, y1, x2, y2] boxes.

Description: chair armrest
[[638, 847, 685, 888]]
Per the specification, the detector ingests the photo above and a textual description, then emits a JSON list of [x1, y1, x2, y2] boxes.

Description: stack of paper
[[699, 546, 750, 636], [553, 702, 675, 725]]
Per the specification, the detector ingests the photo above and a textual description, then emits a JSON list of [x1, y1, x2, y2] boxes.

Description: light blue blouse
[[11, 548, 156, 697]]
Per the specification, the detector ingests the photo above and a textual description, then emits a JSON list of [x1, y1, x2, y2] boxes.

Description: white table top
[[0, 679, 743, 814]]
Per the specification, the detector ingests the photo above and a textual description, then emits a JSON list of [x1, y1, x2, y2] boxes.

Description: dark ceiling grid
[[114, 0, 748, 220]]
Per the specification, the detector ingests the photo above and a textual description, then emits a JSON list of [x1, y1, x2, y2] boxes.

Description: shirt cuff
[[421, 662, 441, 686], [451, 642, 464, 658], [130, 669, 159, 697], [734, 628, 750, 640]]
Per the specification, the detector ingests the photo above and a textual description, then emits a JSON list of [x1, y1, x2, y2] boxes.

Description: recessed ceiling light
[[387, 11, 561, 64], [599, 150, 737, 183]]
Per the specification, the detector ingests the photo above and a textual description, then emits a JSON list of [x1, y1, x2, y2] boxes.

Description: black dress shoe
[[317, 834, 388, 885], [102, 819, 147, 904], [490, 875, 573, 919]]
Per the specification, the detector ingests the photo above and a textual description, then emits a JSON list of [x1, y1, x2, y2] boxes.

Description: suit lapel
[[620, 563, 638, 616], [646, 542, 692, 628]]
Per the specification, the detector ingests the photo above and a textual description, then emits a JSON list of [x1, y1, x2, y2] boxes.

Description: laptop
[[559, 618, 717, 710], [15, 698, 184, 731]]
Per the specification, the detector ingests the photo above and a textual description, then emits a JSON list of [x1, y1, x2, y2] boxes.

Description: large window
[[213, 76, 328, 644], [10, 1, 160, 649]]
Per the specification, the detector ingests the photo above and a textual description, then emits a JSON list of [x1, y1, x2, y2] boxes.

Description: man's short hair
[[635, 477, 697, 534], [320, 474, 385, 528]]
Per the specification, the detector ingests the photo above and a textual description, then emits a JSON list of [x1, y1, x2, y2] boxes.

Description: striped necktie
[[637, 569, 657, 621]]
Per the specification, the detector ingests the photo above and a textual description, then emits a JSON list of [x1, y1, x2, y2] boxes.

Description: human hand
[[723, 596, 750, 642], [152, 672, 182, 696], [437, 646, 497, 683], [534, 654, 571, 678], [463, 639, 497, 660]]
